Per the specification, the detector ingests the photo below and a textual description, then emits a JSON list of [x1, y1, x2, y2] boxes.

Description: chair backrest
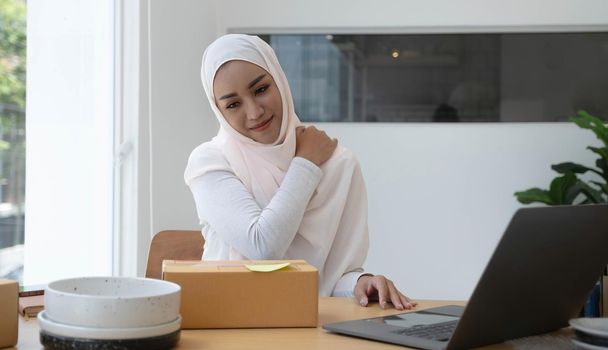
[[145, 230, 205, 279]]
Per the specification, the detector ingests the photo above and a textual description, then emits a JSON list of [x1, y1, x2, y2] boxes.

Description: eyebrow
[[248, 73, 266, 88], [218, 73, 267, 100]]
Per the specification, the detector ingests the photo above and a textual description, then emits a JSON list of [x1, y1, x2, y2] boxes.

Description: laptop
[[323, 204, 608, 350]]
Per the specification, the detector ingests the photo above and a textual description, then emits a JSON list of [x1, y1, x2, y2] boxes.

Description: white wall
[[142, 1, 218, 276], [324, 123, 599, 300], [145, 0, 607, 299]]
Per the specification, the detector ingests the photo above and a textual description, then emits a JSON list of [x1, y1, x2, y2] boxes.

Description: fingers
[[398, 290, 417, 309], [404, 292, 418, 307], [354, 277, 369, 307], [294, 125, 337, 166], [387, 280, 405, 310], [369, 275, 389, 309], [381, 279, 417, 310], [355, 275, 418, 311], [385, 280, 417, 311], [365, 280, 376, 300]]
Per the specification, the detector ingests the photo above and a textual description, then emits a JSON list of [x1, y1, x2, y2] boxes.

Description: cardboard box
[[163, 260, 318, 329], [0, 279, 18, 348]]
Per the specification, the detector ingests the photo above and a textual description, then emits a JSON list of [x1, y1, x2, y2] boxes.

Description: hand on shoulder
[[295, 126, 338, 167]]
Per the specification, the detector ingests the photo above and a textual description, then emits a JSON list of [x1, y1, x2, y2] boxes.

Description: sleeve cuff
[[292, 157, 323, 178], [331, 270, 371, 298]]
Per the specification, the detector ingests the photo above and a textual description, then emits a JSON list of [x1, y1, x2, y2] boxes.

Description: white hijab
[[185, 34, 368, 295]]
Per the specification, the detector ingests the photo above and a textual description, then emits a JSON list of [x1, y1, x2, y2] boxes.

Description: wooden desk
[[15, 298, 568, 349]]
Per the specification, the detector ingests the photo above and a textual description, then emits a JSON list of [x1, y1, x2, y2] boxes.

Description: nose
[[245, 100, 264, 121]]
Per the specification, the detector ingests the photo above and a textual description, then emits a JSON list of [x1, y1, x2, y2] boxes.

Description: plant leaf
[[549, 173, 579, 204], [591, 181, 608, 197], [588, 146, 608, 161], [597, 158, 608, 174], [551, 162, 594, 174], [514, 188, 553, 205], [565, 181, 585, 204], [588, 147, 608, 181], [570, 111, 608, 147], [579, 181, 607, 203]]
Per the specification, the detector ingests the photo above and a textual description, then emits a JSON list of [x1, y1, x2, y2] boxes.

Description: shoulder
[[331, 145, 360, 167], [187, 141, 227, 164], [184, 140, 232, 185], [320, 145, 362, 178]]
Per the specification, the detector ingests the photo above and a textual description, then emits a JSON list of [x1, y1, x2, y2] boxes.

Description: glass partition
[[259, 33, 608, 122]]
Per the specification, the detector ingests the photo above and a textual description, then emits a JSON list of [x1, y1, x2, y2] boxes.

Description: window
[[23, 0, 114, 285], [260, 33, 608, 122], [0, 0, 26, 283]]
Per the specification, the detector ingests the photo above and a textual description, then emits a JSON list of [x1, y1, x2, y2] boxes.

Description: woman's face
[[213, 60, 283, 144]]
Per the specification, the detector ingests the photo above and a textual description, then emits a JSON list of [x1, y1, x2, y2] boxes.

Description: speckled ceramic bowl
[[44, 277, 181, 328]]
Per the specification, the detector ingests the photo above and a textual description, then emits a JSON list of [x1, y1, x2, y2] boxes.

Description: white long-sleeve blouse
[[187, 156, 369, 297]]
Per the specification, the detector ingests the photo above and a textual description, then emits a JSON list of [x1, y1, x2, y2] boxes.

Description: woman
[[185, 34, 416, 310]]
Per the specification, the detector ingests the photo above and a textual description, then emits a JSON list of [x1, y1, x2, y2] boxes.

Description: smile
[[249, 116, 273, 132]]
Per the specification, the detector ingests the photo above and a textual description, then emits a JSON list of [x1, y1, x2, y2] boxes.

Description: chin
[[258, 131, 280, 144]]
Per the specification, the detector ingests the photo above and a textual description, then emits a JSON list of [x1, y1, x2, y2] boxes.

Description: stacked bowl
[[39, 277, 181, 350], [570, 318, 608, 349]]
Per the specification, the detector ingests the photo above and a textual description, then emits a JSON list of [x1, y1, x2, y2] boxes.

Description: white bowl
[[38, 311, 181, 340], [570, 318, 608, 338], [44, 277, 181, 328]]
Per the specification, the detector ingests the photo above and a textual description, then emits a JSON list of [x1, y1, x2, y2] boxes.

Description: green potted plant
[[515, 111, 607, 206], [514, 110, 607, 317]]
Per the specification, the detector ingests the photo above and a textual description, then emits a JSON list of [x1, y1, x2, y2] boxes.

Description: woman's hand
[[354, 274, 418, 311], [295, 126, 338, 167]]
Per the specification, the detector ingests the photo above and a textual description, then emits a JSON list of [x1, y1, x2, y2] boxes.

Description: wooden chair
[[145, 230, 205, 279]]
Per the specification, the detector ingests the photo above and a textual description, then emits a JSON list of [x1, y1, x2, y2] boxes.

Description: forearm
[[189, 157, 322, 259]]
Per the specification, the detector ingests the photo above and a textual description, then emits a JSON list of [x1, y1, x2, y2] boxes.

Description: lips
[[249, 116, 273, 131]]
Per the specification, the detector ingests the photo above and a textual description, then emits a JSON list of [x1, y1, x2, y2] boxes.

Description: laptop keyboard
[[392, 320, 458, 342]]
